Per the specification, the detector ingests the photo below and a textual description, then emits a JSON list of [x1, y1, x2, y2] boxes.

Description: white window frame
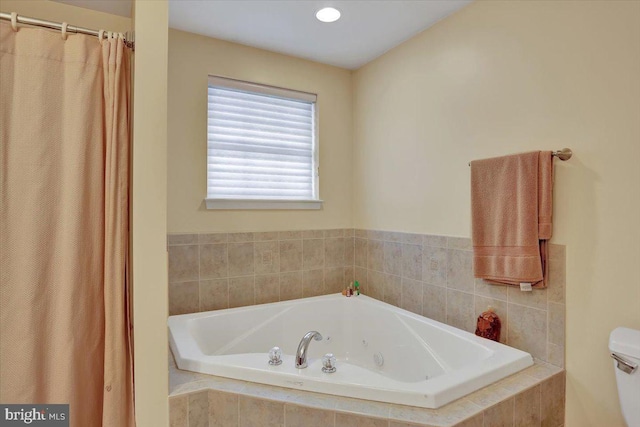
[[205, 76, 322, 210]]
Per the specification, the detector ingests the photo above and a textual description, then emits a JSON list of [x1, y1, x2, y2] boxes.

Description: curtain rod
[[0, 12, 134, 49], [468, 148, 572, 166]]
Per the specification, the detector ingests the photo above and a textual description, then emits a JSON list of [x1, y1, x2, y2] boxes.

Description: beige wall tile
[[189, 391, 209, 427], [547, 343, 564, 368], [483, 397, 514, 427], [344, 267, 355, 288], [343, 228, 355, 238], [200, 279, 228, 311], [422, 246, 447, 287], [279, 231, 302, 240], [334, 397, 390, 419], [475, 295, 508, 344], [368, 240, 385, 272], [280, 240, 303, 272], [228, 232, 254, 242], [548, 303, 565, 346], [255, 274, 279, 305], [384, 242, 403, 276], [508, 304, 548, 360], [402, 244, 422, 281], [324, 229, 344, 238], [335, 413, 388, 427], [383, 274, 402, 307], [254, 241, 280, 275], [401, 278, 423, 315], [169, 245, 199, 282], [284, 404, 334, 427], [384, 231, 404, 243], [228, 242, 255, 277], [200, 244, 228, 279], [238, 396, 284, 427], [168, 234, 198, 245], [254, 231, 279, 241], [447, 236, 472, 251], [541, 373, 565, 427], [547, 257, 566, 304], [279, 271, 303, 301], [303, 269, 325, 297], [446, 289, 475, 332], [475, 279, 508, 302], [401, 233, 423, 245], [303, 229, 325, 239], [229, 276, 255, 308], [344, 237, 355, 267], [325, 238, 345, 268], [514, 385, 540, 427], [355, 238, 368, 268], [303, 239, 325, 270], [325, 267, 345, 294], [447, 249, 474, 293], [366, 269, 385, 301], [199, 233, 228, 244], [354, 229, 367, 239], [169, 282, 199, 315], [423, 284, 446, 322], [169, 395, 188, 427], [507, 287, 547, 311], [209, 390, 238, 427], [423, 234, 447, 248]]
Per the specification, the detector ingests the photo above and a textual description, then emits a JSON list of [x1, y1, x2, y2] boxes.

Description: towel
[[470, 151, 553, 288]]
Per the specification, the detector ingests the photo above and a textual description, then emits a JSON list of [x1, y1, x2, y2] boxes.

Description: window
[[205, 76, 321, 210]]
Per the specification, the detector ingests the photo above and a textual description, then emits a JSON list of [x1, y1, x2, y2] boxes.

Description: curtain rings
[[98, 29, 105, 44], [61, 22, 68, 40], [10, 12, 18, 32]]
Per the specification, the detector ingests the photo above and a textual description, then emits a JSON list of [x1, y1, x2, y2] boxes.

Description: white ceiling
[[50, 0, 472, 69]]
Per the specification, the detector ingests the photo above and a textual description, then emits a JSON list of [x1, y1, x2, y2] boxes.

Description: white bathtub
[[169, 294, 532, 408]]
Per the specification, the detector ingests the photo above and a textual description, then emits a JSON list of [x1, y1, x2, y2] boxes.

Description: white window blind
[[206, 76, 319, 209]]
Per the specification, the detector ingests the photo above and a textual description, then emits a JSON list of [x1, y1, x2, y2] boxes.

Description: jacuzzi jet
[[373, 352, 384, 367], [362, 339, 368, 347]]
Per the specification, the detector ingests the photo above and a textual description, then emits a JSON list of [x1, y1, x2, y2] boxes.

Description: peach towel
[[470, 151, 553, 288]]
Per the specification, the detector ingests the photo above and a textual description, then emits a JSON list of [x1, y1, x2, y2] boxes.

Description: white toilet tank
[[609, 327, 640, 427]]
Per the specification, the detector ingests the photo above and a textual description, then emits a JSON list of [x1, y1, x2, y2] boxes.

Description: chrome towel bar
[[468, 148, 572, 166]]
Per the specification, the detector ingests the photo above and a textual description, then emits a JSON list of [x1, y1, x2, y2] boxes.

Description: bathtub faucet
[[295, 331, 323, 369]]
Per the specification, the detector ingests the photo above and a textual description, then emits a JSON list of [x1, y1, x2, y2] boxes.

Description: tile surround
[[169, 353, 565, 427], [168, 228, 566, 369]]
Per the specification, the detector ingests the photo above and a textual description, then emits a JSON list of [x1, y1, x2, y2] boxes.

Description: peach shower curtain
[[0, 22, 134, 426]]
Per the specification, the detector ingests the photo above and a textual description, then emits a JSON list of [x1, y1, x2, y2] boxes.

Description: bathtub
[[168, 294, 532, 408]]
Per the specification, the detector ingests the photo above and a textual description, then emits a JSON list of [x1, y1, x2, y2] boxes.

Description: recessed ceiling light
[[316, 7, 341, 23]]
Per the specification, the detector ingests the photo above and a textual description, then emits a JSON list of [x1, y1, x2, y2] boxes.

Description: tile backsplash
[[168, 228, 566, 367], [168, 230, 355, 315]]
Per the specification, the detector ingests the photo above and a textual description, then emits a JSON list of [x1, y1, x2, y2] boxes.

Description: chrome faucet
[[295, 331, 323, 368]]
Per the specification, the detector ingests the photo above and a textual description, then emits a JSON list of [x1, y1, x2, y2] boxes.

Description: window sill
[[205, 198, 323, 210]]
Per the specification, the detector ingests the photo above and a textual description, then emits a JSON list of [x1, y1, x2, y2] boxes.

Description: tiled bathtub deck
[[169, 353, 565, 427]]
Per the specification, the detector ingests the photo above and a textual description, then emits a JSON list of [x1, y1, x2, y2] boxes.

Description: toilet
[[609, 327, 640, 427]]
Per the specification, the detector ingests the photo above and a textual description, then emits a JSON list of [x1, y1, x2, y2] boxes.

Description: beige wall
[[0, 0, 130, 33], [132, 1, 169, 427], [353, 1, 640, 426], [167, 29, 353, 233]]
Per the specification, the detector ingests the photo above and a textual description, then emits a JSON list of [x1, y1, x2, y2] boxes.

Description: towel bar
[[468, 148, 572, 166]]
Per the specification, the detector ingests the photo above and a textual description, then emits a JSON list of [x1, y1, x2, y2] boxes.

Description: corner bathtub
[[168, 294, 532, 408]]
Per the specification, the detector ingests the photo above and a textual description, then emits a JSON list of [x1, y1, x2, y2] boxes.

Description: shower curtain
[[0, 22, 134, 427]]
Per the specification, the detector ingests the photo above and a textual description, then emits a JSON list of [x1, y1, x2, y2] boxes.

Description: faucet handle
[[321, 353, 336, 373], [268, 346, 283, 365]]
